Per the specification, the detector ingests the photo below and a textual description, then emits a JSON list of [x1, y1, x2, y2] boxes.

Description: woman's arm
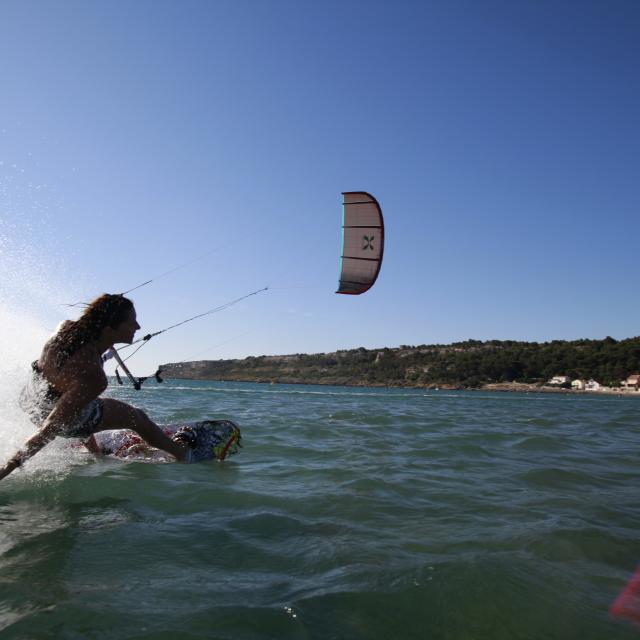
[[0, 371, 107, 481]]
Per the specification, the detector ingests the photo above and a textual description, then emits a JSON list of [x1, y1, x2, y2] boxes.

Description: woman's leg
[[96, 398, 190, 461]]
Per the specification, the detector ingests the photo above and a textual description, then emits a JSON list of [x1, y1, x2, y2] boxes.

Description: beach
[[481, 382, 640, 396]]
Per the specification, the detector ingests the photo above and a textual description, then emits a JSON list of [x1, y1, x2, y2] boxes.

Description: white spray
[[0, 171, 88, 480]]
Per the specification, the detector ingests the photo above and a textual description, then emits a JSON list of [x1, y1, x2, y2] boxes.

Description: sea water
[[0, 379, 638, 639]]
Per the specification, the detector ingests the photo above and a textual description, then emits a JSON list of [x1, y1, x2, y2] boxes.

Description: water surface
[[1, 381, 638, 639]]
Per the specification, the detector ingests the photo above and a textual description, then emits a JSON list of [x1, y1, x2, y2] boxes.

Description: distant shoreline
[[159, 337, 640, 395], [478, 382, 640, 397], [161, 376, 640, 397]]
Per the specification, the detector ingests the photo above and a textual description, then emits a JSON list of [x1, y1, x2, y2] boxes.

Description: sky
[[0, 0, 639, 375]]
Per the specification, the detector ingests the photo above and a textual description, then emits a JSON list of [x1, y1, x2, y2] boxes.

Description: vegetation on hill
[[160, 336, 640, 388]]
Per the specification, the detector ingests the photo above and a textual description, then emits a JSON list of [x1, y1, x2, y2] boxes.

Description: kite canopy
[[337, 191, 384, 295]]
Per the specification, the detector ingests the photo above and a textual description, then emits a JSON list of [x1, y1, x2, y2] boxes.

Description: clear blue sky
[[1, 0, 639, 374]]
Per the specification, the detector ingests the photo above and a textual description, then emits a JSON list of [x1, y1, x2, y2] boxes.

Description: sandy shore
[[480, 382, 640, 396]]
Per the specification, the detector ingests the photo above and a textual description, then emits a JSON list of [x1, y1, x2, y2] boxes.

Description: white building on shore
[[622, 374, 640, 389]]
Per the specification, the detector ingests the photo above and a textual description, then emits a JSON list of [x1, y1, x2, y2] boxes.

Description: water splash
[[0, 167, 87, 480]]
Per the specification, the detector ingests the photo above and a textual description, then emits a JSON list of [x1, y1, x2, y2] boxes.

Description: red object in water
[[611, 566, 640, 627]]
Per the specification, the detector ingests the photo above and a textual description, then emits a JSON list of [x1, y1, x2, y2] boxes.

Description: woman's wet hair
[[51, 294, 134, 368]]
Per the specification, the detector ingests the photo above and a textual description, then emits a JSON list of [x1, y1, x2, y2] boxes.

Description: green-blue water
[[1, 380, 639, 639]]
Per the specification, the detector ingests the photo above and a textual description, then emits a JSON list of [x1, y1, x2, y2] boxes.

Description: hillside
[[159, 337, 640, 389]]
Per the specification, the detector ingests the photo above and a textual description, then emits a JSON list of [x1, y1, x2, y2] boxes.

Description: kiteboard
[[86, 419, 242, 463]]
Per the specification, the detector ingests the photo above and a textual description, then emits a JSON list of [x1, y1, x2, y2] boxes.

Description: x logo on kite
[[362, 235, 375, 251]]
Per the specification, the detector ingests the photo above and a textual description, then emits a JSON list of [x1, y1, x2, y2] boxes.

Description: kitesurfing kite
[[337, 191, 384, 295]]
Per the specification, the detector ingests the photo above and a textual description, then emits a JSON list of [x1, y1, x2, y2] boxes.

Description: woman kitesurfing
[[0, 294, 193, 480], [0, 191, 382, 480]]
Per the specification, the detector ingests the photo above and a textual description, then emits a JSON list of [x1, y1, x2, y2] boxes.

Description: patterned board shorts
[[19, 379, 105, 440]]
